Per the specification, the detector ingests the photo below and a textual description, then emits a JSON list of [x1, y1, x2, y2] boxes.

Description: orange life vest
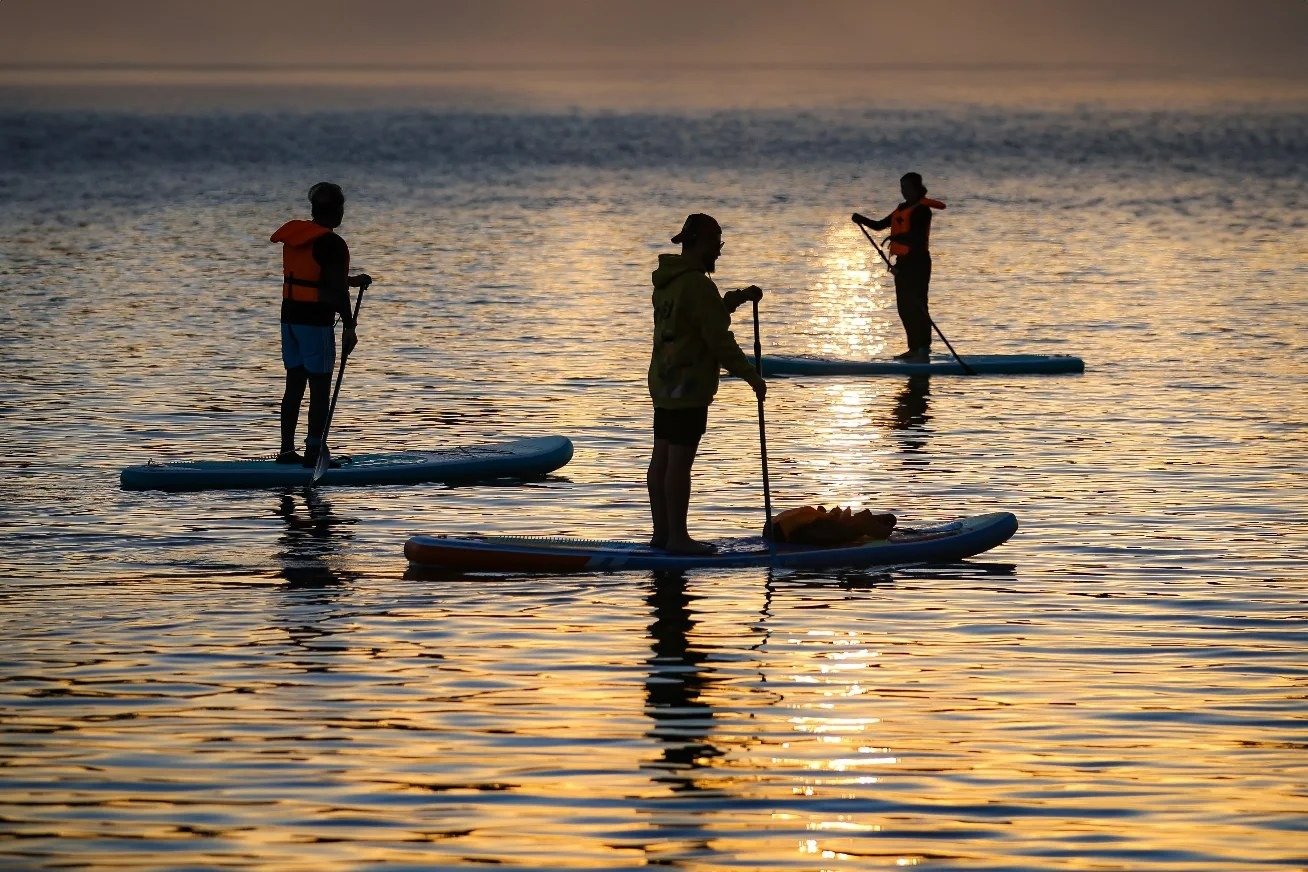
[[888, 197, 946, 257], [271, 220, 349, 303], [767, 505, 897, 546]]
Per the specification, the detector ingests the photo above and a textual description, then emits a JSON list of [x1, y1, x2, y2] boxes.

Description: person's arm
[[694, 281, 766, 398], [313, 234, 361, 358], [852, 211, 892, 231], [313, 234, 355, 328]]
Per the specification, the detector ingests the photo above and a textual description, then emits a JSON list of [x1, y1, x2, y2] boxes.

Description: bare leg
[[647, 439, 671, 548], [280, 366, 308, 457], [661, 442, 715, 554], [304, 371, 331, 454]]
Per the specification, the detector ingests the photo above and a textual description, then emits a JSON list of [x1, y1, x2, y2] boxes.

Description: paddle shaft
[[313, 283, 367, 481], [855, 221, 976, 375], [752, 300, 775, 553]]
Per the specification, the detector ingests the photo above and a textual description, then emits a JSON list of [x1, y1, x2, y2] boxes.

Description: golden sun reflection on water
[[776, 629, 907, 867], [3, 74, 1306, 870], [803, 224, 896, 360], [796, 380, 906, 507]]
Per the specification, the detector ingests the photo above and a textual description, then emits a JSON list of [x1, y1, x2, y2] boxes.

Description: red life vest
[[888, 197, 946, 257], [271, 220, 349, 303]]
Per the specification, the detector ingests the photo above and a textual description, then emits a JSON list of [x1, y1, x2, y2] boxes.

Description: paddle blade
[[311, 443, 331, 482]]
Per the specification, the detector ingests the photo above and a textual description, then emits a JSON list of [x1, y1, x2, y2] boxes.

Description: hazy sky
[[1, 0, 1306, 76]]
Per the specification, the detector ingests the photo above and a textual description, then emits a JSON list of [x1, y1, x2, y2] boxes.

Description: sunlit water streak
[[1, 67, 1306, 870]]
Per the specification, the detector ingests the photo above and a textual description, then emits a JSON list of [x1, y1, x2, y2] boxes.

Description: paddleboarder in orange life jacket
[[852, 172, 946, 364], [270, 182, 371, 467]]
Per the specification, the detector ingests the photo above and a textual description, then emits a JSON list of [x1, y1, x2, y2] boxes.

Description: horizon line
[[0, 60, 1273, 75]]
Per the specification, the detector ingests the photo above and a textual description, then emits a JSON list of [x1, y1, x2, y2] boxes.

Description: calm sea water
[[2, 67, 1306, 870]]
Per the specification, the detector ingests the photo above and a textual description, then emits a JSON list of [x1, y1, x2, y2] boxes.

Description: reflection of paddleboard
[[756, 353, 1084, 376], [404, 512, 1018, 573], [120, 435, 574, 491]]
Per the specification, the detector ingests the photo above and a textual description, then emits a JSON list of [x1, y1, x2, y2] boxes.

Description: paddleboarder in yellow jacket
[[648, 213, 766, 554]]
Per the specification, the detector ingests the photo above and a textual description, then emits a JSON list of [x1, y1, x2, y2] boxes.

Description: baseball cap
[[671, 213, 721, 244]]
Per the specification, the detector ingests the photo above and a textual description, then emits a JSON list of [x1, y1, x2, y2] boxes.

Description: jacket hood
[[652, 253, 703, 289], [271, 220, 332, 246]]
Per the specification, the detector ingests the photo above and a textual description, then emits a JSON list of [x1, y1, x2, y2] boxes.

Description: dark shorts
[[281, 323, 336, 374], [654, 406, 708, 447]]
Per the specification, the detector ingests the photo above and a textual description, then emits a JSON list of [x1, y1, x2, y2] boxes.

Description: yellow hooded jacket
[[648, 253, 759, 409]]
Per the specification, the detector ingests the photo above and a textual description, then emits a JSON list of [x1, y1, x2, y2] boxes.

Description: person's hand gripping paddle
[[313, 278, 370, 482]]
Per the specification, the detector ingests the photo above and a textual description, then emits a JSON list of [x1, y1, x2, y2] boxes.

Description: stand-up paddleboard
[[405, 511, 1017, 573], [121, 435, 573, 492], [757, 353, 1083, 376]]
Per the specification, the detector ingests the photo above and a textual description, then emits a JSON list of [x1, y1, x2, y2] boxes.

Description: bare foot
[[648, 537, 668, 549], [664, 538, 718, 555]]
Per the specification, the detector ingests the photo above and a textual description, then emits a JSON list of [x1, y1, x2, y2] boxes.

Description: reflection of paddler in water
[[275, 486, 357, 587], [888, 375, 932, 460], [890, 375, 931, 430], [644, 570, 719, 793]]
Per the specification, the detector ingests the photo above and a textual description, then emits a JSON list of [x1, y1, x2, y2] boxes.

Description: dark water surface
[[1, 66, 1306, 870]]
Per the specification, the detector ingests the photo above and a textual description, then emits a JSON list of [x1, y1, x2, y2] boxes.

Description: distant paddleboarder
[[853, 172, 945, 363], [648, 213, 767, 555], [271, 182, 371, 467]]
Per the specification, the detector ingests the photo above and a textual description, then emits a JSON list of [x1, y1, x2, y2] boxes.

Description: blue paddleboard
[[758, 353, 1084, 376], [405, 512, 1018, 573], [121, 435, 574, 491]]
